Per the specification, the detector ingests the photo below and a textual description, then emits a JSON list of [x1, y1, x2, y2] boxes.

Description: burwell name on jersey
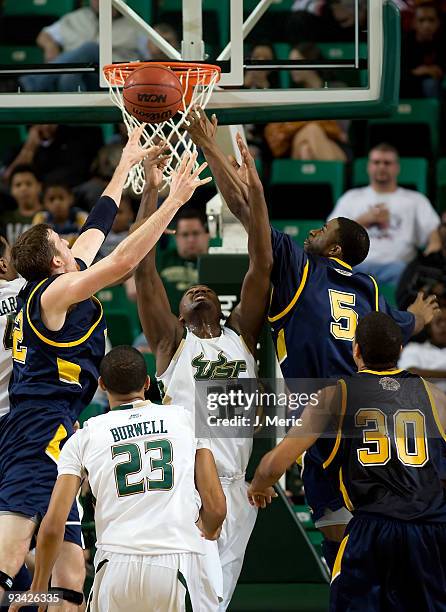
[[158, 327, 257, 478]]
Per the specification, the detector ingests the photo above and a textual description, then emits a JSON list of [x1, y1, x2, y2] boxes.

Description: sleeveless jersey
[[9, 261, 106, 422], [158, 326, 258, 478], [0, 277, 26, 418], [323, 370, 446, 522], [58, 400, 205, 556]]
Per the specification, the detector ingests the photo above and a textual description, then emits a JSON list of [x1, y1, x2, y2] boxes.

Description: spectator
[[3, 124, 103, 188], [0, 165, 41, 245], [244, 43, 278, 90], [328, 143, 439, 285], [400, 1, 446, 98], [399, 307, 446, 390], [32, 183, 87, 247], [287, 0, 367, 43], [75, 143, 123, 211], [19, 0, 147, 92], [146, 23, 180, 60], [264, 120, 348, 160], [98, 194, 135, 259]]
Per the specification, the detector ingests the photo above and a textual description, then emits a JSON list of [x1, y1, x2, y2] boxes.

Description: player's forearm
[[251, 451, 286, 492], [32, 523, 65, 591], [200, 143, 250, 230], [199, 499, 226, 539], [246, 185, 273, 273], [101, 159, 133, 205], [134, 182, 162, 280]]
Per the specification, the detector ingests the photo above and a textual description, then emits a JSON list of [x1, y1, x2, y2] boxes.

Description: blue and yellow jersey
[[322, 370, 446, 522], [9, 259, 106, 423], [269, 228, 415, 379]]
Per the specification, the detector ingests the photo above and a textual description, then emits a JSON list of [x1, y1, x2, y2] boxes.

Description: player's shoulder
[[0, 276, 26, 296]]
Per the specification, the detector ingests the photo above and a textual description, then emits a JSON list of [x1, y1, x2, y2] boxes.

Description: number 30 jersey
[[0, 277, 26, 418], [269, 228, 415, 379], [58, 400, 207, 555]]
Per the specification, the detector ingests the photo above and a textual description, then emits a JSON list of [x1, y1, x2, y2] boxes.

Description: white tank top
[[158, 326, 258, 478], [0, 278, 26, 418]]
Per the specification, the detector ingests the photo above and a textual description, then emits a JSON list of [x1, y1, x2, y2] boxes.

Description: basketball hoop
[[103, 61, 221, 194]]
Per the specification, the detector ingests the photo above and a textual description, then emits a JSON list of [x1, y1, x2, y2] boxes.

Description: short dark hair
[[42, 181, 73, 197], [415, 1, 440, 17], [337, 217, 370, 266], [9, 164, 40, 186], [355, 312, 403, 370], [0, 236, 8, 259], [100, 346, 147, 395], [369, 142, 399, 159], [176, 209, 208, 232], [11, 224, 57, 280]]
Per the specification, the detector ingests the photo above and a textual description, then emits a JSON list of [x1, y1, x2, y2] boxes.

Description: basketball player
[[248, 311, 446, 611], [185, 108, 439, 569], [134, 136, 273, 609], [0, 126, 211, 609], [9, 345, 226, 612]]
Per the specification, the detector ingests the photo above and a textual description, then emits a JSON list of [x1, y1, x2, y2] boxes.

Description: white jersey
[[0, 277, 26, 418], [58, 400, 206, 556], [158, 326, 258, 478]]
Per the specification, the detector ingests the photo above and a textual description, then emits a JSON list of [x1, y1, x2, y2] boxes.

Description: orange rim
[[103, 61, 221, 88]]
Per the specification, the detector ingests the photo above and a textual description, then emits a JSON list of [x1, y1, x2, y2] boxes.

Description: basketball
[[123, 65, 183, 124]]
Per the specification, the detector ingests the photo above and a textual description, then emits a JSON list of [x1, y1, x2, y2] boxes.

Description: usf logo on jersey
[[192, 351, 247, 380]]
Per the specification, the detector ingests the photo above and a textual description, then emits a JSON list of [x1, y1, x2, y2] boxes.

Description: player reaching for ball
[[0, 125, 211, 610], [10, 346, 226, 612], [134, 136, 273, 610]]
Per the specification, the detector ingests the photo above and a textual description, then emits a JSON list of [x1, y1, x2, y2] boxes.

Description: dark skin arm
[[226, 135, 273, 354], [185, 107, 251, 230], [134, 156, 210, 374]]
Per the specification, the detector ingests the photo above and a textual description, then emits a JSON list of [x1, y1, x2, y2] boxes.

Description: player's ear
[[98, 377, 107, 391], [328, 243, 342, 258], [0, 257, 7, 275], [144, 375, 150, 391], [352, 340, 361, 362]]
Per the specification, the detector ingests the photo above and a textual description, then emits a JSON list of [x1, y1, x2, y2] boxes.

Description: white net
[[104, 63, 220, 194]]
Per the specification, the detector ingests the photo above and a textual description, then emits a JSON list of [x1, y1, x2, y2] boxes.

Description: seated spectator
[[32, 183, 87, 247], [264, 120, 348, 160], [97, 194, 135, 259], [399, 307, 446, 390], [287, 0, 367, 43], [400, 1, 446, 98], [244, 43, 278, 89], [19, 0, 147, 92], [3, 124, 103, 188], [75, 143, 123, 211], [328, 143, 439, 285], [146, 23, 180, 60], [0, 165, 41, 245], [289, 42, 346, 89]]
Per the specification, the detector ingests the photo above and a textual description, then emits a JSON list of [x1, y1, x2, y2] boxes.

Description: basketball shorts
[[330, 512, 446, 612], [0, 408, 82, 546], [88, 550, 215, 612]]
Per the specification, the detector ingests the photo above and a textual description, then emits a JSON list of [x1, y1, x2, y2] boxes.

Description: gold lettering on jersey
[[191, 351, 247, 380]]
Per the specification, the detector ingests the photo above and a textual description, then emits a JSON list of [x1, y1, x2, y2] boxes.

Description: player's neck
[[109, 394, 146, 410], [186, 318, 222, 339]]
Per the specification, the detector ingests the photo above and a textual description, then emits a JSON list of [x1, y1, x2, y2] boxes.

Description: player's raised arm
[[248, 385, 340, 507], [70, 125, 168, 267], [133, 155, 184, 368], [194, 447, 227, 539], [185, 107, 251, 230], [40, 153, 211, 330], [227, 134, 273, 354]]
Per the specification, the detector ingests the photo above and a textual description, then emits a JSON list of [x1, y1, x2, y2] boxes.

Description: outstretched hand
[[235, 132, 263, 191], [168, 151, 212, 207], [247, 484, 278, 509], [408, 291, 440, 326], [120, 124, 152, 168], [184, 106, 218, 147], [143, 143, 171, 189]]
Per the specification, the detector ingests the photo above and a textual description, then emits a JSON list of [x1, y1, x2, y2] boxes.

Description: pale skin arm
[[425, 381, 446, 433], [36, 30, 61, 61], [41, 152, 211, 332], [8, 475, 80, 612], [407, 292, 440, 336], [194, 448, 227, 539]]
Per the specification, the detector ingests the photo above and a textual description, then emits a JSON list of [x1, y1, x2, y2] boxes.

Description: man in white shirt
[[328, 143, 439, 285], [11, 345, 226, 612]]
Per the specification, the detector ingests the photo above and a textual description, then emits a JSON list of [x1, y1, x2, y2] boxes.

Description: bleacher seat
[[318, 42, 367, 61], [3, 0, 75, 16], [270, 160, 345, 219], [436, 158, 446, 212], [367, 99, 440, 158], [96, 285, 140, 347], [0, 45, 43, 64], [0, 125, 27, 158], [353, 157, 428, 194], [271, 219, 324, 247]]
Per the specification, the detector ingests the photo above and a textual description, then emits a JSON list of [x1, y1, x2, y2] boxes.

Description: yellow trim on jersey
[[360, 369, 403, 376], [276, 328, 287, 364], [331, 534, 349, 583], [268, 261, 309, 323], [323, 380, 347, 469], [329, 257, 352, 271], [45, 424, 68, 463], [57, 357, 81, 387], [368, 275, 379, 311], [421, 378, 446, 443], [339, 467, 354, 511], [26, 279, 103, 348]]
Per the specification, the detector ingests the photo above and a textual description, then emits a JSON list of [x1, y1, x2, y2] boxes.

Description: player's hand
[[8, 588, 48, 612], [120, 124, 150, 168], [184, 106, 218, 148], [247, 485, 278, 508], [195, 517, 222, 541], [167, 151, 212, 206], [408, 291, 440, 326], [143, 143, 171, 189], [235, 133, 263, 192]]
